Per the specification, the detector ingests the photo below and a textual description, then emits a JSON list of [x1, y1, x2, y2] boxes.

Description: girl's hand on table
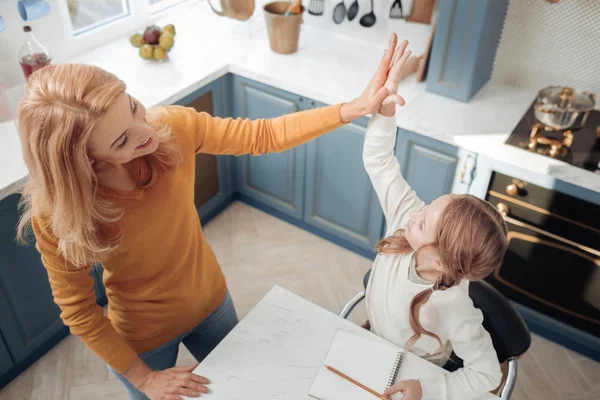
[[383, 379, 423, 400]]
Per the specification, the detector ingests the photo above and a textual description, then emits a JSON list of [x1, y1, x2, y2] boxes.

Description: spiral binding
[[387, 352, 404, 388]]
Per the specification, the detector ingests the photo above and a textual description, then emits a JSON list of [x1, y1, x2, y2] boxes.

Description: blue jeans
[[108, 291, 238, 400]]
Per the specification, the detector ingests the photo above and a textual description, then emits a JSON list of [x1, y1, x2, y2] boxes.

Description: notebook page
[[309, 331, 402, 400]]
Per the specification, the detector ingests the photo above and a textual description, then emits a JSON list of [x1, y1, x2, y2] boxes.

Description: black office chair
[[339, 269, 531, 400]]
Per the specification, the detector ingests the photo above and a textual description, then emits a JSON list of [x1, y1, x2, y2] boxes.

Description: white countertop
[[1, 1, 599, 201], [188, 285, 499, 400]]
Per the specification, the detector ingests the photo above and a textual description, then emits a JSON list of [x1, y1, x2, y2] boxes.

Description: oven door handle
[[497, 203, 600, 258]]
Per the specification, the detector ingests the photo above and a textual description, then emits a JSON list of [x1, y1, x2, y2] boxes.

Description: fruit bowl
[[130, 24, 176, 63]]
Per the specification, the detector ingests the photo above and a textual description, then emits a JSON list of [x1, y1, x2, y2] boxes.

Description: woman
[[17, 34, 407, 399]]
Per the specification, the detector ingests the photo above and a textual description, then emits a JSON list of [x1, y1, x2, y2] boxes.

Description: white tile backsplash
[[491, 0, 600, 100]]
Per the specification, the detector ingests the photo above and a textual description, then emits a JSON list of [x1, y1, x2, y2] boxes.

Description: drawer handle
[[459, 155, 476, 185], [506, 179, 526, 197], [496, 202, 510, 217]]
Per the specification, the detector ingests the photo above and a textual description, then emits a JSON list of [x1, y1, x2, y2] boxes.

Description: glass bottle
[[18, 25, 51, 80]]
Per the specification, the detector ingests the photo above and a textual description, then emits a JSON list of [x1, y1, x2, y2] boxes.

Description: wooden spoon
[[284, 0, 302, 16]]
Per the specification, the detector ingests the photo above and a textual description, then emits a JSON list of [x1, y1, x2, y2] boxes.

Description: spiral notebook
[[308, 331, 404, 400]]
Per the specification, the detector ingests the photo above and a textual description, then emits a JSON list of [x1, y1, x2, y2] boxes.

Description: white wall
[[0, 0, 69, 89], [249, 0, 434, 53], [301, 0, 431, 49]]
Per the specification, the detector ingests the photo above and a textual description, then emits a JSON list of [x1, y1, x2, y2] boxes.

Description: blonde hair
[[17, 64, 182, 268], [376, 195, 508, 352]]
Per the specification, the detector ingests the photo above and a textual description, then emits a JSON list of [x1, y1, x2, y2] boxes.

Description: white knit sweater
[[363, 114, 502, 400]]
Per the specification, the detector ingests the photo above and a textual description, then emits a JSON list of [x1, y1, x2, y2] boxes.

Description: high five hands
[[339, 33, 412, 122]]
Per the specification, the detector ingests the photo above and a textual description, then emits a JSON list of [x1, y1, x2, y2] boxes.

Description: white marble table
[[187, 286, 499, 400]]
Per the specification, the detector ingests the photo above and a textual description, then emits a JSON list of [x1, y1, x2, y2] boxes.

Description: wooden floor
[[1, 201, 599, 399]]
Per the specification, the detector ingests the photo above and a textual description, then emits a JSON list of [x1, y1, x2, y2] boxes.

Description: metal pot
[[534, 86, 596, 130], [207, 0, 255, 21]]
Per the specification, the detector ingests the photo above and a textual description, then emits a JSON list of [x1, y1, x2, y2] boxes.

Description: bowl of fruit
[[130, 24, 176, 63]]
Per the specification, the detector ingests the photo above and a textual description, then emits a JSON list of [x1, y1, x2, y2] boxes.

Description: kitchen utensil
[[359, 0, 376, 27], [347, 0, 359, 21], [400, 55, 421, 79], [389, 0, 403, 19], [207, 0, 255, 21], [332, 0, 346, 24], [534, 86, 596, 130], [308, 0, 324, 15], [416, 21, 436, 82], [264, 1, 304, 54], [284, 0, 302, 16], [405, 0, 435, 24]]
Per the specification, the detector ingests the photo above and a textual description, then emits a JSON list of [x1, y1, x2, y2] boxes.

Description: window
[[57, 0, 193, 56], [149, 0, 189, 14], [67, 0, 130, 35]]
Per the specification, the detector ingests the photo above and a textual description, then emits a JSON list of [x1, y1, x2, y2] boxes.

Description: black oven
[[485, 172, 600, 339]]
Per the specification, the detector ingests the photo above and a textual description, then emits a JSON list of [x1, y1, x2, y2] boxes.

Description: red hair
[[375, 195, 508, 352]]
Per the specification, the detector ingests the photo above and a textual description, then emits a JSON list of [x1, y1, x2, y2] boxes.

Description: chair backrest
[[468, 280, 531, 362]]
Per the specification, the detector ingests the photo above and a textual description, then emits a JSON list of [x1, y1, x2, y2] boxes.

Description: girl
[[363, 41, 506, 400], [16, 33, 407, 400]]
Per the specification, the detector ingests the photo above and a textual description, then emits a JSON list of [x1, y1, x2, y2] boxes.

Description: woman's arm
[[183, 103, 349, 156], [32, 217, 208, 398], [363, 114, 423, 235], [32, 217, 139, 373], [170, 33, 407, 157]]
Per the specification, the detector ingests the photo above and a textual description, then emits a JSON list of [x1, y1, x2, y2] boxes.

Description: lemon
[[130, 33, 145, 48], [162, 24, 176, 36], [153, 47, 168, 61], [158, 32, 174, 51], [139, 44, 154, 60]]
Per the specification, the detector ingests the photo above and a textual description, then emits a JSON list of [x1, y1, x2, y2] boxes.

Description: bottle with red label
[[18, 25, 51, 80]]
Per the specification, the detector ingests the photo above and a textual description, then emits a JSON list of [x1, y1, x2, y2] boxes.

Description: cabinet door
[[174, 77, 233, 224], [395, 129, 462, 204], [233, 76, 305, 219], [0, 194, 67, 364], [304, 103, 384, 254], [0, 334, 14, 379], [426, 0, 508, 102]]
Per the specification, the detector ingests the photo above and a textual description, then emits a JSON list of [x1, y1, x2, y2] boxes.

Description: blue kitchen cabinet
[[0, 335, 13, 380], [91, 266, 107, 306], [0, 194, 68, 367], [174, 77, 234, 225], [395, 129, 471, 205], [303, 101, 384, 256], [232, 76, 305, 219], [427, 0, 509, 102]]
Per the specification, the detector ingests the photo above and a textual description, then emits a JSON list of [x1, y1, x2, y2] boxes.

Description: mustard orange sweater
[[32, 104, 345, 373]]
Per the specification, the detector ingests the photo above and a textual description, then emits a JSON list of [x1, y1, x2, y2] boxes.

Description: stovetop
[[505, 101, 600, 173]]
